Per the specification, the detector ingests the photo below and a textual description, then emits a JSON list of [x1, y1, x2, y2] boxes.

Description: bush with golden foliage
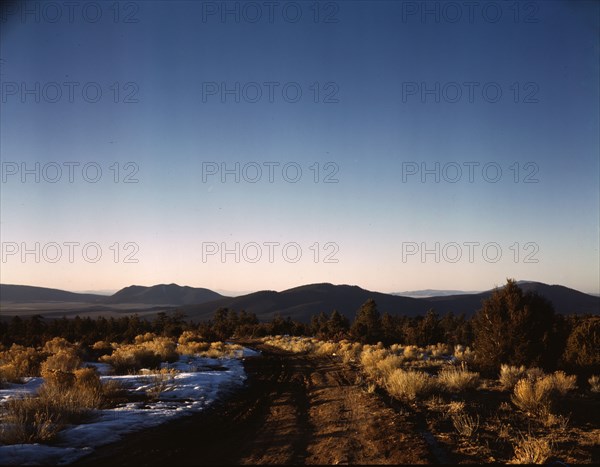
[[100, 335, 178, 374], [385, 369, 437, 401], [42, 337, 78, 355], [40, 348, 82, 377], [0, 366, 119, 445], [588, 375, 600, 393], [511, 371, 576, 415], [0, 345, 45, 384], [451, 412, 479, 438], [438, 363, 480, 392], [509, 434, 552, 464]]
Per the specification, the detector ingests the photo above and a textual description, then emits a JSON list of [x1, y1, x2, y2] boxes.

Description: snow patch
[[0, 351, 254, 465]]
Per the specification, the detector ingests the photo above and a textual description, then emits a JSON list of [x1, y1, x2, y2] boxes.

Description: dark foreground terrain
[[76, 344, 434, 465]]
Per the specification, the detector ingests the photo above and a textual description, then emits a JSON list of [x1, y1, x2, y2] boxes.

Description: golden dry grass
[[438, 364, 480, 392], [509, 434, 552, 464], [384, 369, 437, 401], [0, 366, 119, 445]]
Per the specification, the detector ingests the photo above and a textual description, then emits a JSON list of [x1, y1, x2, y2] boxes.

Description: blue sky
[[1, 0, 598, 295]]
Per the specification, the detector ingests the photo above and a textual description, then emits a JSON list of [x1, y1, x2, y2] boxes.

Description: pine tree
[[472, 279, 558, 372], [327, 309, 349, 339], [350, 299, 382, 344]]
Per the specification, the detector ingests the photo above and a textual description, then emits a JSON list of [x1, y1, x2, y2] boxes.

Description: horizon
[[1, 1, 599, 295]]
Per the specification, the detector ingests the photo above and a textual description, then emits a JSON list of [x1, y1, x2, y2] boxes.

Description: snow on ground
[[0, 349, 260, 466]]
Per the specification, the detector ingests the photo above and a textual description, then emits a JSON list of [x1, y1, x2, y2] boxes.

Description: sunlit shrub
[[0, 345, 45, 383], [385, 369, 437, 401], [438, 364, 480, 392]]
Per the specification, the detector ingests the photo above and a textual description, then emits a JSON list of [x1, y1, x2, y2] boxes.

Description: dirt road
[[77, 345, 433, 465]]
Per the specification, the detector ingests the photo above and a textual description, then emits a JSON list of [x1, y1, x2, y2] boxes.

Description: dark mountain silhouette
[[181, 283, 429, 322], [1, 283, 223, 306], [393, 289, 479, 298], [424, 281, 600, 316], [105, 284, 224, 305], [0, 284, 106, 303], [1, 281, 598, 320]]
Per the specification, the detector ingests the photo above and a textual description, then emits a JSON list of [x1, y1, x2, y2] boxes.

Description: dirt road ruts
[[76, 345, 433, 465]]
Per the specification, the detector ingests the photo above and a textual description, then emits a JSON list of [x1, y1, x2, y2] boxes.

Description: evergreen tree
[[327, 309, 349, 339], [350, 299, 382, 344], [472, 279, 559, 372]]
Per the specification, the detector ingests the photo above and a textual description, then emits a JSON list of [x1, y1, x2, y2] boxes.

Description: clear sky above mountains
[[1, 0, 598, 294]]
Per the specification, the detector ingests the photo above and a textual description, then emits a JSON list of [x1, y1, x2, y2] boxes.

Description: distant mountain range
[[393, 289, 479, 298], [1, 281, 598, 321]]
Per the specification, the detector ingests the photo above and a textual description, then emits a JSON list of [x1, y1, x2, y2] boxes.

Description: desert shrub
[[588, 375, 600, 393], [375, 355, 405, 379], [511, 370, 577, 416], [314, 341, 340, 357], [562, 316, 600, 375], [451, 412, 479, 438], [40, 348, 82, 377], [427, 343, 451, 358], [0, 366, 114, 445], [402, 345, 420, 360], [0, 345, 45, 383], [511, 376, 556, 416], [90, 340, 114, 359], [0, 396, 61, 444], [145, 368, 178, 400], [177, 330, 203, 345], [550, 371, 577, 396], [453, 344, 475, 363], [134, 332, 159, 344], [509, 434, 552, 464], [499, 364, 528, 391], [438, 364, 480, 392], [385, 369, 437, 401], [359, 347, 391, 379], [42, 337, 77, 355], [100, 336, 178, 374], [178, 340, 211, 355], [263, 336, 315, 353], [337, 341, 362, 364], [143, 337, 178, 362], [100, 346, 162, 374]]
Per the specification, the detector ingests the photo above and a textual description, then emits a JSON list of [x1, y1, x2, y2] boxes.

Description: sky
[[0, 0, 598, 295]]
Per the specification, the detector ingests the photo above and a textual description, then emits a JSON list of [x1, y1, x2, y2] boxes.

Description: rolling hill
[[105, 284, 224, 305], [0, 284, 106, 303]]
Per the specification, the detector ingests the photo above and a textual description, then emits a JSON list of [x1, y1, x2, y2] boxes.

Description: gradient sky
[[1, 0, 598, 295]]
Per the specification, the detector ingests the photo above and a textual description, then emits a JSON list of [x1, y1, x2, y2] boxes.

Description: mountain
[[393, 289, 479, 298], [0, 284, 106, 303], [106, 284, 224, 305], [0, 283, 224, 307], [424, 281, 600, 316], [181, 283, 429, 322]]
